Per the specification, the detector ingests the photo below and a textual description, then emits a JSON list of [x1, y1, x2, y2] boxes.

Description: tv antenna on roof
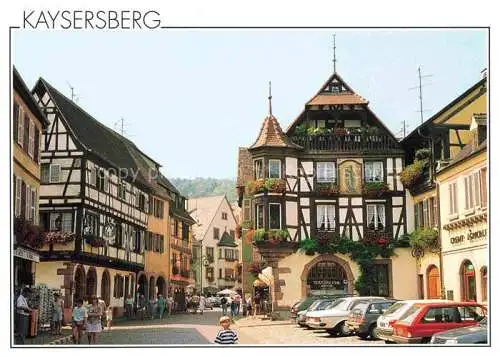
[[66, 81, 78, 102], [409, 66, 434, 124]]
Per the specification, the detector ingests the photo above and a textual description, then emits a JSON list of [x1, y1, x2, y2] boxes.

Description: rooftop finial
[[268, 81, 273, 116], [333, 34, 337, 73]]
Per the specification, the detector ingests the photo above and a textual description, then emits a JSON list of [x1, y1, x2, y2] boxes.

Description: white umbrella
[[216, 288, 237, 296]]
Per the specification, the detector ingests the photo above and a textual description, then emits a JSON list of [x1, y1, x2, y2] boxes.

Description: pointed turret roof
[[249, 82, 302, 150]]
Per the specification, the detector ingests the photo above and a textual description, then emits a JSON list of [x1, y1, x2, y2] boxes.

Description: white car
[[306, 296, 387, 336], [297, 299, 336, 327], [374, 299, 449, 343]]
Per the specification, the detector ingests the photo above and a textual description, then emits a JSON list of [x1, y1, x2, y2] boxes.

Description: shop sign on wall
[[450, 229, 487, 245]]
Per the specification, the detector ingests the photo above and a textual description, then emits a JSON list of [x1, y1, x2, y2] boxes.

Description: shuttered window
[[23, 114, 29, 151], [17, 107, 24, 147], [473, 172, 481, 209], [14, 177, 22, 217], [13, 102, 19, 142], [449, 182, 458, 216], [480, 168, 487, 208], [30, 189, 37, 224], [20, 181, 26, 218], [422, 200, 429, 228], [34, 128, 40, 163], [28, 119, 35, 158]]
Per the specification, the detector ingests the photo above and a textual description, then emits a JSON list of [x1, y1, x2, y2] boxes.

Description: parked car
[[375, 299, 449, 343], [306, 296, 387, 336], [430, 317, 488, 344], [391, 301, 486, 344], [346, 299, 398, 339], [291, 294, 355, 320], [297, 299, 337, 327], [206, 296, 221, 307]]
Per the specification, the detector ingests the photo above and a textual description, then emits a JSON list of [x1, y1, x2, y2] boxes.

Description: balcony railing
[[291, 134, 400, 152], [171, 236, 191, 254]]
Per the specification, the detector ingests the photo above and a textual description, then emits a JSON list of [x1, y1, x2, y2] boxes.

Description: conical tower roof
[[249, 82, 302, 150]]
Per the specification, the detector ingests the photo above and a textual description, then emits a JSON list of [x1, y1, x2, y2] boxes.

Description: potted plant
[[400, 160, 426, 188], [241, 220, 253, 229], [265, 178, 286, 194], [299, 238, 317, 255], [362, 182, 390, 198], [316, 182, 339, 196]]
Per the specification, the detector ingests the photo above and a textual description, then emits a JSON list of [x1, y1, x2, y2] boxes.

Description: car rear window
[[399, 305, 422, 324], [317, 300, 334, 310], [383, 302, 406, 315]]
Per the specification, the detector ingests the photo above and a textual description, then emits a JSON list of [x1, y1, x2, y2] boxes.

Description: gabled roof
[[170, 206, 197, 225], [34, 78, 157, 189], [157, 173, 180, 195], [402, 76, 487, 145], [13, 67, 49, 127], [249, 114, 302, 150], [306, 72, 368, 106], [218, 231, 238, 247], [438, 139, 487, 175]]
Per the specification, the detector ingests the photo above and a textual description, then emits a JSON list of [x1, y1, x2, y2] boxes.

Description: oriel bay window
[[49, 212, 73, 232], [254, 159, 264, 179], [269, 159, 281, 178], [83, 213, 99, 235], [256, 204, 264, 229], [364, 161, 384, 182], [317, 162, 336, 183], [317, 205, 335, 231], [269, 203, 281, 230], [366, 204, 386, 231]]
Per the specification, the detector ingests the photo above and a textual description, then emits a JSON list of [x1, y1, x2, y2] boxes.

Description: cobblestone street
[[25, 310, 383, 345]]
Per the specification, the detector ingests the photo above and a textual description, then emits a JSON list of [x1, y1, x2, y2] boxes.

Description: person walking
[[198, 295, 205, 315], [214, 315, 238, 344], [234, 294, 241, 316], [125, 294, 134, 319], [138, 294, 146, 320], [253, 292, 261, 318], [149, 296, 157, 319], [86, 296, 103, 344], [51, 293, 64, 336], [167, 296, 174, 316], [71, 298, 87, 344], [98, 297, 107, 329], [106, 306, 113, 330], [15, 288, 31, 344], [220, 296, 228, 316], [230, 299, 237, 318], [246, 297, 253, 318], [157, 294, 166, 319]]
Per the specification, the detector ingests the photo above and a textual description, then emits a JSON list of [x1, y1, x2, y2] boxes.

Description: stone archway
[[149, 276, 156, 299], [156, 276, 167, 297], [86, 267, 97, 298], [73, 265, 86, 303], [101, 270, 111, 306], [138, 273, 148, 298], [301, 255, 355, 297]]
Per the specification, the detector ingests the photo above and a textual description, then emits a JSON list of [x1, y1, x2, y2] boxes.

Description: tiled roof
[[38, 78, 153, 189], [187, 195, 226, 240], [236, 147, 253, 187], [217, 231, 238, 247], [13, 67, 49, 127], [307, 92, 368, 106], [249, 115, 302, 150], [438, 139, 487, 174], [170, 206, 197, 225], [157, 173, 180, 195]]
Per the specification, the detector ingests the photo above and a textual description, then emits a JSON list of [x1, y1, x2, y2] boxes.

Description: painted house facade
[[32, 78, 152, 317], [436, 115, 487, 303], [12, 67, 49, 291], [237, 73, 418, 310], [401, 73, 487, 300], [188, 195, 240, 295]]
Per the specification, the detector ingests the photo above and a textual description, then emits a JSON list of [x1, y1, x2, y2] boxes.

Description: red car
[[391, 301, 486, 344]]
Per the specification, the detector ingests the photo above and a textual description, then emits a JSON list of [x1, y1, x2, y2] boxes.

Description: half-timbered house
[[400, 70, 487, 300], [32, 78, 153, 317], [237, 73, 419, 310]]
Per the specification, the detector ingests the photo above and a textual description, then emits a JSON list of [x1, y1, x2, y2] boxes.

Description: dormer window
[[269, 159, 281, 179]]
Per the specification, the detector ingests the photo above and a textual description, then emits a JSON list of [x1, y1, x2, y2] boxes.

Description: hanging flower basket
[[44, 231, 76, 245], [362, 182, 390, 198], [84, 234, 106, 247], [316, 183, 339, 196], [400, 160, 426, 188]]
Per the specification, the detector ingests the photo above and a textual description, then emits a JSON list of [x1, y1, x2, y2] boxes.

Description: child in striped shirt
[[214, 316, 238, 344]]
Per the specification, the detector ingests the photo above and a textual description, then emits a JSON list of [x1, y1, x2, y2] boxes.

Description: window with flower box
[[256, 204, 264, 229], [50, 212, 73, 232], [269, 159, 281, 179], [269, 203, 281, 230], [254, 159, 264, 179]]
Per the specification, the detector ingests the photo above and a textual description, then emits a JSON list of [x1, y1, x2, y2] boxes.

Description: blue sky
[[12, 29, 487, 178]]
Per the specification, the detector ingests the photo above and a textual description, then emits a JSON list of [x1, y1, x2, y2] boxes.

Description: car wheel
[[337, 321, 350, 337], [421, 337, 431, 344], [326, 329, 338, 336], [358, 333, 369, 340], [385, 340, 396, 344], [368, 324, 377, 340]]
